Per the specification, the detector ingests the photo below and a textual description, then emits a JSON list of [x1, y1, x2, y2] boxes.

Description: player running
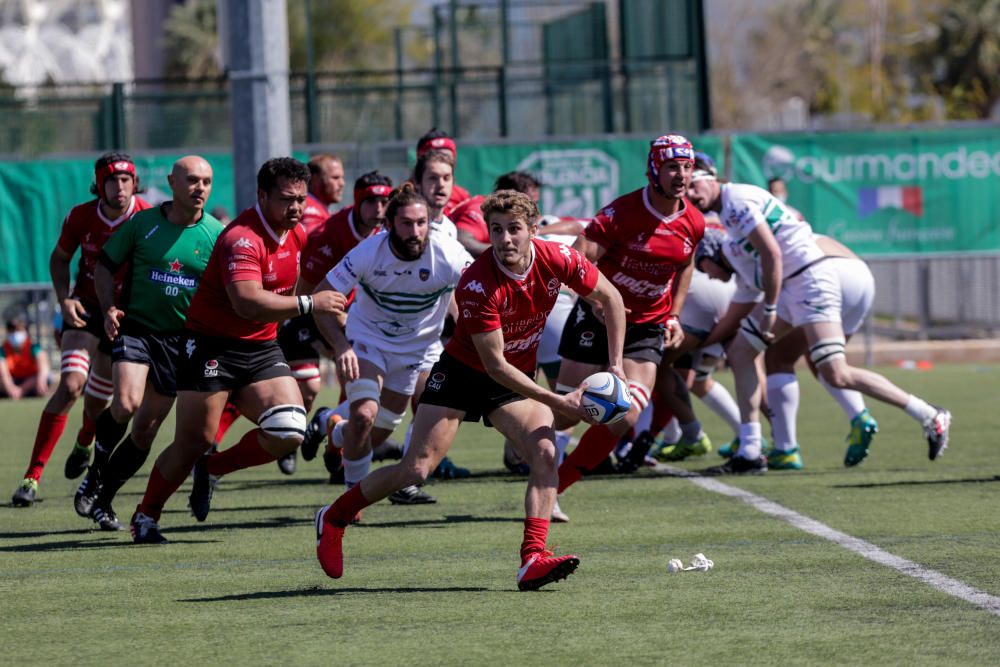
[[314, 190, 627, 590], [11, 153, 150, 507], [313, 183, 472, 513], [73, 156, 222, 530], [686, 159, 951, 474], [553, 135, 706, 496], [129, 158, 347, 543]]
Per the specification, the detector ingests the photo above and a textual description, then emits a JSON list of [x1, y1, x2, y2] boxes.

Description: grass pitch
[[2, 364, 999, 665]]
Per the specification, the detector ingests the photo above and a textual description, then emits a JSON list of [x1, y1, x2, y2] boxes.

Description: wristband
[[666, 314, 680, 327], [762, 303, 777, 315], [297, 295, 314, 315]]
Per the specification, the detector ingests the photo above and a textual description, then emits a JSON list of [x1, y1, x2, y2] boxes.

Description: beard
[[389, 227, 425, 260]]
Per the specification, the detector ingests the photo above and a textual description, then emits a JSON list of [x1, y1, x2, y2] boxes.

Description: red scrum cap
[[647, 134, 694, 193], [354, 183, 393, 206], [416, 136, 457, 160], [95, 159, 136, 186]]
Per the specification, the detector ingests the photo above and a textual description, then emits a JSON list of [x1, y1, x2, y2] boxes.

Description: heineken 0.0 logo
[[516, 149, 619, 219]]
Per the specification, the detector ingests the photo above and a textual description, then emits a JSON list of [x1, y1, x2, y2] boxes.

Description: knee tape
[[61, 349, 91, 377], [694, 358, 717, 381], [346, 377, 380, 404], [84, 371, 113, 401], [628, 381, 651, 412], [258, 404, 307, 440], [374, 407, 405, 431], [809, 337, 846, 367], [739, 315, 771, 353]]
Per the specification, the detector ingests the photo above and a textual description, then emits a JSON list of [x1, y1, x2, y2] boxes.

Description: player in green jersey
[[74, 156, 223, 530]]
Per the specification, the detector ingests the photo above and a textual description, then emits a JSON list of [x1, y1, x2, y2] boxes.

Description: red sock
[[205, 429, 277, 477], [24, 412, 69, 481], [520, 517, 550, 564], [75, 412, 98, 448], [557, 425, 619, 494], [325, 484, 372, 527], [649, 390, 675, 436], [214, 402, 242, 444], [137, 464, 185, 521]]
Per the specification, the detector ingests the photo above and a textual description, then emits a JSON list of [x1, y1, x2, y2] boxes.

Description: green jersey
[[100, 204, 224, 331]]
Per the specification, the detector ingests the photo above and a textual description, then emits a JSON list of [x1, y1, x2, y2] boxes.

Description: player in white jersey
[[313, 183, 472, 501], [688, 159, 952, 474]]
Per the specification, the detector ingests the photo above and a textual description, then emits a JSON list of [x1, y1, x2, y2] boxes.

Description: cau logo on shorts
[[579, 331, 595, 348], [204, 359, 219, 377], [427, 371, 446, 392]]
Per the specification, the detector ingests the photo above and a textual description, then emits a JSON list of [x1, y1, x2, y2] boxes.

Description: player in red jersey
[[552, 135, 706, 496], [129, 158, 347, 544], [301, 154, 346, 233], [314, 189, 627, 590], [416, 128, 470, 217], [11, 152, 150, 507]]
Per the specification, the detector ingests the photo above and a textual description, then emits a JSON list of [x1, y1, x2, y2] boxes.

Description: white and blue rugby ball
[[580, 371, 631, 425]]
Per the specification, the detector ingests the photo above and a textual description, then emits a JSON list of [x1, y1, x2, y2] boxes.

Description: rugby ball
[[580, 371, 631, 425]]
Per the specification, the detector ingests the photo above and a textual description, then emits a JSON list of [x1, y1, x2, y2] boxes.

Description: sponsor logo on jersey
[[547, 278, 560, 297], [144, 225, 160, 240], [168, 258, 183, 273], [504, 330, 543, 353], [419, 268, 430, 281], [611, 271, 668, 298], [185, 338, 196, 358], [149, 269, 196, 289], [517, 149, 619, 219], [464, 280, 486, 295], [320, 245, 334, 257], [233, 237, 253, 249]]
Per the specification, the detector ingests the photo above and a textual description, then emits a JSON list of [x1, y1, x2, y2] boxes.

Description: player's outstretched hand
[[104, 307, 125, 340], [312, 289, 347, 315], [335, 347, 360, 385], [664, 316, 684, 348], [62, 298, 88, 329], [556, 385, 601, 425]]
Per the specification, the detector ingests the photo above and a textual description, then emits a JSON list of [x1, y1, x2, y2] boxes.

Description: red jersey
[[443, 183, 471, 218], [448, 238, 598, 374], [299, 207, 378, 287], [450, 194, 488, 243], [584, 187, 704, 325], [301, 193, 331, 235], [56, 196, 151, 306], [186, 205, 307, 342]]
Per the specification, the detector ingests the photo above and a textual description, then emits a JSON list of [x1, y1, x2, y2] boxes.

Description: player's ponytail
[[385, 181, 429, 223]]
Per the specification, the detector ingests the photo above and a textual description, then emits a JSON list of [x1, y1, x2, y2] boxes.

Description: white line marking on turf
[[663, 466, 1000, 616]]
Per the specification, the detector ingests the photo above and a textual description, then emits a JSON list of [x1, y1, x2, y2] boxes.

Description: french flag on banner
[[858, 186, 923, 217]]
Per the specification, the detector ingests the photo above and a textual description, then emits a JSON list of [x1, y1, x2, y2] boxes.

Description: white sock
[[699, 381, 741, 436], [333, 400, 351, 419], [659, 417, 681, 445], [736, 422, 762, 459], [331, 419, 347, 448], [555, 431, 571, 465], [904, 395, 936, 423], [634, 402, 653, 435], [818, 376, 866, 420], [766, 373, 799, 452], [343, 451, 373, 490], [402, 420, 414, 456]]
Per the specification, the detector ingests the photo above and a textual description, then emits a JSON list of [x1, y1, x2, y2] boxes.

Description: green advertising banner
[[0, 153, 237, 285], [730, 128, 1000, 256], [455, 135, 723, 220]]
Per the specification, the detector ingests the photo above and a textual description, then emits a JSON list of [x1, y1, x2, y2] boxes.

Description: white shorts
[[778, 259, 841, 328], [777, 257, 874, 333], [353, 338, 435, 396], [831, 257, 875, 335], [682, 270, 736, 359], [538, 291, 575, 365]]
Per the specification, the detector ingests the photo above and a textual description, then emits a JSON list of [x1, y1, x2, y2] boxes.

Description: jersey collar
[[96, 196, 136, 227], [642, 186, 687, 225], [254, 204, 289, 245], [492, 240, 535, 281]]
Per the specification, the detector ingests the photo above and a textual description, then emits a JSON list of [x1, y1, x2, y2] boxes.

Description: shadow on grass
[[0, 537, 219, 552], [833, 475, 1000, 489], [179, 585, 490, 602], [358, 514, 523, 529]]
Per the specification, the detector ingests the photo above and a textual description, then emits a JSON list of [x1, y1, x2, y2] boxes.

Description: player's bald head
[[171, 155, 212, 180]]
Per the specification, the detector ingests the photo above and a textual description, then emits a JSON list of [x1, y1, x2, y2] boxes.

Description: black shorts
[[111, 323, 184, 397], [62, 301, 113, 355], [418, 351, 526, 427], [177, 333, 292, 393], [557, 298, 665, 365], [277, 314, 327, 363]]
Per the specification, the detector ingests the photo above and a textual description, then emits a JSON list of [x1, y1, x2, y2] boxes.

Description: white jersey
[[326, 232, 472, 355], [718, 183, 824, 288], [430, 214, 458, 240]]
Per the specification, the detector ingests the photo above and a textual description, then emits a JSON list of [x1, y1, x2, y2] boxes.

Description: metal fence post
[[110, 82, 126, 149]]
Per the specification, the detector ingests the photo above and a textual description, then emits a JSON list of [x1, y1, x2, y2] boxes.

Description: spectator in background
[[210, 206, 231, 225], [0, 317, 51, 399]]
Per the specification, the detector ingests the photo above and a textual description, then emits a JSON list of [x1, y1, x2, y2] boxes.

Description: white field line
[[664, 466, 1000, 616]]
